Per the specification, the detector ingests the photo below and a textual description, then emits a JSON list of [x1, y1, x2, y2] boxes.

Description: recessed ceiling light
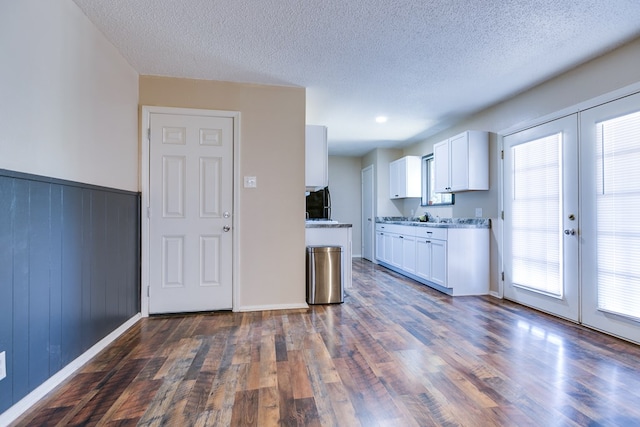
[[375, 116, 388, 123]]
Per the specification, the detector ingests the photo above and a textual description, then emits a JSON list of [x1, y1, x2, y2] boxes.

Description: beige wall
[[0, 0, 139, 191], [328, 156, 362, 256], [139, 76, 307, 310]]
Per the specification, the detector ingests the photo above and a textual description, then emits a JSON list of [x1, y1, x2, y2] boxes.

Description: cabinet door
[[305, 125, 328, 189], [415, 239, 431, 280], [449, 132, 470, 191], [375, 231, 384, 261], [389, 160, 401, 198], [390, 234, 403, 268], [396, 160, 408, 198], [430, 239, 448, 287], [402, 234, 417, 274], [433, 140, 450, 193], [383, 233, 394, 264]]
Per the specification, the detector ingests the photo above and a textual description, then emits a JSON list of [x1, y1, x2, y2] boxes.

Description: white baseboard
[[237, 303, 309, 312], [0, 313, 142, 426]]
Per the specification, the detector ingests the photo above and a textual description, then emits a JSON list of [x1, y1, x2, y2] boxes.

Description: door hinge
[[147, 128, 151, 140], [147, 286, 150, 297], [501, 272, 505, 281], [501, 211, 504, 220], [501, 150, 504, 159], [147, 207, 151, 219]]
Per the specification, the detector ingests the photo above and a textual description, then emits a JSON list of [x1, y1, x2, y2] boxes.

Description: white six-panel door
[[149, 112, 234, 314]]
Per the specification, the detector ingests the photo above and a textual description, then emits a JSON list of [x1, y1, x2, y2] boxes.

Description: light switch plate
[[244, 176, 257, 188], [0, 351, 6, 381], [475, 208, 483, 218]]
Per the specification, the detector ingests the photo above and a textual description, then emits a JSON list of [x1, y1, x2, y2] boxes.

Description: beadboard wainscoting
[[0, 170, 141, 414]]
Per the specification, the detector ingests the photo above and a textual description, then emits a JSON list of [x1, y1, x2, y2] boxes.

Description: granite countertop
[[305, 220, 353, 228], [376, 216, 490, 229]]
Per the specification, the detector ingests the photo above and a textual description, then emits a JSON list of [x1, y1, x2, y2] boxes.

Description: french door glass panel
[[581, 92, 640, 343], [596, 111, 640, 318], [511, 133, 562, 297], [503, 115, 579, 321]]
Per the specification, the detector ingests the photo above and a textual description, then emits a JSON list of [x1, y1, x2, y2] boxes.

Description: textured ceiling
[[73, 0, 640, 155]]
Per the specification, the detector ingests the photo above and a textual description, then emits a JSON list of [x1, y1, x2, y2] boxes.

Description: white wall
[[328, 156, 362, 257], [401, 36, 640, 295], [404, 37, 640, 219], [0, 0, 139, 191], [361, 148, 404, 218]]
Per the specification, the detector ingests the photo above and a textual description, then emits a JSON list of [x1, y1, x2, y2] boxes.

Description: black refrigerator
[[306, 187, 331, 219]]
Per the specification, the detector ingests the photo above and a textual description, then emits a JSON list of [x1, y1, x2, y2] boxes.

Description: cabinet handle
[[399, 236, 404, 239], [426, 231, 432, 234], [425, 240, 431, 243]]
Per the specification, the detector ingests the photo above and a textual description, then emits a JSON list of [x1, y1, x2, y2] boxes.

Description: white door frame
[[140, 106, 241, 317], [361, 165, 375, 261]]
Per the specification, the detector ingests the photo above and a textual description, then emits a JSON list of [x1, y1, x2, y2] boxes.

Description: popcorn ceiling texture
[[73, 0, 640, 154]]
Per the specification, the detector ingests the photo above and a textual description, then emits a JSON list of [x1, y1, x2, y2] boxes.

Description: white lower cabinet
[[414, 227, 448, 288], [415, 239, 432, 281], [375, 231, 384, 261], [429, 238, 447, 287], [390, 234, 403, 268], [376, 223, 488, 296], [401, 234, 417, 275], [415, 237, 447, 287]]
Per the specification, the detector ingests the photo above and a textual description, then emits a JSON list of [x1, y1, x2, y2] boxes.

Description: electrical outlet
[[475, 208, 483, 218], [0, 351, 6, 381]]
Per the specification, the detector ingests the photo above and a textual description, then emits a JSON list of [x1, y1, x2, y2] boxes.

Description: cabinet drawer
[[376, 223, 412, 235], [414, 227, 447, 240]]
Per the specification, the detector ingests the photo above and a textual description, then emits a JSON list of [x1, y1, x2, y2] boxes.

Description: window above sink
[[421, 154, 454, 206]]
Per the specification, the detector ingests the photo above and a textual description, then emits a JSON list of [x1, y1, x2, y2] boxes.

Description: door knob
[[223, 225, 231, 232], [564, 229, 576, 235]]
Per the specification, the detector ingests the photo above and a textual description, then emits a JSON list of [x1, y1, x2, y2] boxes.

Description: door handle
[[223, 225, 231, 232], [564, 229, 576, 235]]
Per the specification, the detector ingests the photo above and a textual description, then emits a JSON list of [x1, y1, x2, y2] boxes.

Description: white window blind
[[596, 110, 640, 320], [511, 133, 563, 297]]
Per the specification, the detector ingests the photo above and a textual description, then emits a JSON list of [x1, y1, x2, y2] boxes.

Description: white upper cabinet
[[305, 125, 328, 191], [433, 130, 489, 193], [389, 156, 421, 199]]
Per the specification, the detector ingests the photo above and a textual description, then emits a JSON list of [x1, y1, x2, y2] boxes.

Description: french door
[[504, 92, 640, 343], [503, 115, 580, 322], [580, 92, 640, 343]]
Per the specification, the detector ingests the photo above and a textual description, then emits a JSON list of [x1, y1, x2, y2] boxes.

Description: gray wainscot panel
[[0, 170, 140, 413]]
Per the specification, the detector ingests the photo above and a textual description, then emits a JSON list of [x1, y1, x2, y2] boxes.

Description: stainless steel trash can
[[306, 246, 343, 304]]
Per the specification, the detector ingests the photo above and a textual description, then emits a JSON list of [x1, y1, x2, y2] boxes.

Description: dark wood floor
[[11, 259, 640, 426]]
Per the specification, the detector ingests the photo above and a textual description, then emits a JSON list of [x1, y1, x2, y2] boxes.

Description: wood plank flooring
[[11, 259, 640, 426]]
